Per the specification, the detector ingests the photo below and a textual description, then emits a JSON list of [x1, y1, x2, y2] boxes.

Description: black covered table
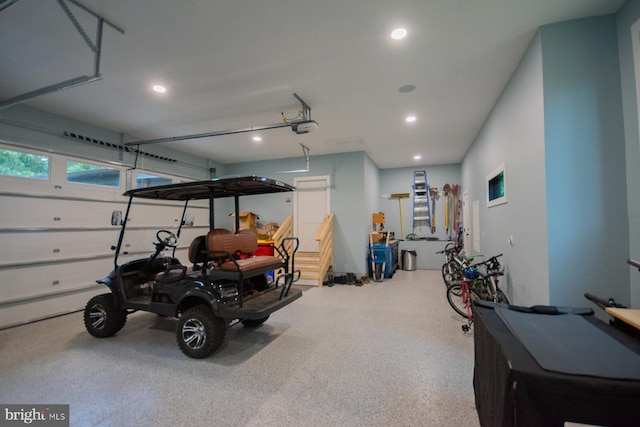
[[473, 300, 640, 427]]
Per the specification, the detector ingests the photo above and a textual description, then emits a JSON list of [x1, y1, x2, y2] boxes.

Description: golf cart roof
[[123, 175, 295, 201]]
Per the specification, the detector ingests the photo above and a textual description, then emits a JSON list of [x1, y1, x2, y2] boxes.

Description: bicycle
[[437, 243, 482, 287], [472, 254, 509, 304], [446, 254, 509, 328], [445, 266, 481, 332]]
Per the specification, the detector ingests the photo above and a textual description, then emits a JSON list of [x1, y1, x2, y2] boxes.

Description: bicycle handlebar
[[436, 242, 462, 255], [470, 253, 503, 268], [584, 292, 626, 309], [627, 259, 640, 270]]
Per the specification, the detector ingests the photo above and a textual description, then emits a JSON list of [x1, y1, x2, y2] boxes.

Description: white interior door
[[294, 176, 330, 253], [463, 191, 471, 251]]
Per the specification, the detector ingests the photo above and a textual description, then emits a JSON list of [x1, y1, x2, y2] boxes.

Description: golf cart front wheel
[[84, 293, 127, 338], [177, 305, 226, 359]]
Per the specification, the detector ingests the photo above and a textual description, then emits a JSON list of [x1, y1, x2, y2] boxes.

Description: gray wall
[[617, 0, 640, 307], [541, 15, 628, 307], [461, 33, 547, 306]]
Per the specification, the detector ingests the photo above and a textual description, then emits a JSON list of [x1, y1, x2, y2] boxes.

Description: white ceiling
[[0, 0, 625, 169]]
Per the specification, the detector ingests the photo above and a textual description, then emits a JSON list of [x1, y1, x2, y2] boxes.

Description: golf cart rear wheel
[[177, 306, 226, 359], [84, 293, 127, 338], [241, 316, 269, 328]]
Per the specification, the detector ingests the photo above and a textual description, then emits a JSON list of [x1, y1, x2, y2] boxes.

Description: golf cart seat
[[206, 229, 283, 275], [153, 234, 211, 283], [188, 235, 208, 269]]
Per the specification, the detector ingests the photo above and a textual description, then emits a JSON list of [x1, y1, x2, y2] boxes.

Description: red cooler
[[256, 240, 275, 282]]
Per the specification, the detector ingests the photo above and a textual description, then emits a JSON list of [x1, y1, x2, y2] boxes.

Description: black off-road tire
[[446, 283, 480, 318], [241, 316, 269, 328], [250, 275, 270, 292], [84, 293, 127, 338], [176, 305, 226, 359]]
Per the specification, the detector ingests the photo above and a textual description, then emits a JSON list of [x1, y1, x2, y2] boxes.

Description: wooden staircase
[[273, 212, 334, 287], [295, 252, 321, 285]]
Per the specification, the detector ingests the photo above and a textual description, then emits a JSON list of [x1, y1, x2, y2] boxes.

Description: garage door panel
[[0, 230, 121, 264], [0, 258, 114, 302]]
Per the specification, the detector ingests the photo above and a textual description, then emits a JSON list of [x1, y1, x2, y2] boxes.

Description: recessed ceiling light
[[398, 85, 416, 93], [414, 155, 422, 160], [391, 28, 407, 40], [252, 136, 262, 142], [406, 116, 417, 123], [152, 84, 167, 93]]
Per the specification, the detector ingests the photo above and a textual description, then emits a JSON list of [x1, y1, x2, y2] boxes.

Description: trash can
[[401, 249, 417, 271]]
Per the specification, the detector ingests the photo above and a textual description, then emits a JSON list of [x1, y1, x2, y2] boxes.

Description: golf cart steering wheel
[[156, 229, 179, 248]]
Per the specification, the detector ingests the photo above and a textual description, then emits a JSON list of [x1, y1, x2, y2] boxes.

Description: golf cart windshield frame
[[113, 176, 295, 266]]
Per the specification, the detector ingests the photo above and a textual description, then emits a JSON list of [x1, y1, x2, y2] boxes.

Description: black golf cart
[[83, 176, 302, 358]]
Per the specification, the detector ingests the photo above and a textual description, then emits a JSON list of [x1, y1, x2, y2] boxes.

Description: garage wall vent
[[64, 131, 178, 163]]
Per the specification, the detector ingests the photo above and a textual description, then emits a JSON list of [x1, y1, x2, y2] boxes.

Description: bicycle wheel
[[471, 278, 491, 301], [494, 289, 510, 304], [446, 283, 480, 318], [442, 261, 461, 287]]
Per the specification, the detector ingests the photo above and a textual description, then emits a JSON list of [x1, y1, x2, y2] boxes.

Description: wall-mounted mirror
[[182, 213, 194, 226]]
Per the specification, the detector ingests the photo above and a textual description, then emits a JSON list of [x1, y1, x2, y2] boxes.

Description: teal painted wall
[[617, 0, 640, 307], [461, 33, 548, 306], [541, 15, 628, 307], [225, 151, 369, 274], [379, 164, 461, 242]]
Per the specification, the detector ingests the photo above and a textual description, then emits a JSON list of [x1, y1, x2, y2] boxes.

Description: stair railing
[[314, 213, 335, 287], [272, 214, 293, 284]]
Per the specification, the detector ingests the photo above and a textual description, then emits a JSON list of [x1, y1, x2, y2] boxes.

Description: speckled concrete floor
[[0, 270, 480, 427]]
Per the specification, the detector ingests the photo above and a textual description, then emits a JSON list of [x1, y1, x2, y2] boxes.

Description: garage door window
[[0, 147, 50, 180], [135, 172, 172, 188], [66, 160, 120, 187]]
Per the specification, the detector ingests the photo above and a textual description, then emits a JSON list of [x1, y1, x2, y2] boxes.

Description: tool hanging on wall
[[450, 184, 458, 240], [454, 185, 462, 236], [443, 184, 451, 235], [429, 187, 439, 234], [389, 193, 410, 241]]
